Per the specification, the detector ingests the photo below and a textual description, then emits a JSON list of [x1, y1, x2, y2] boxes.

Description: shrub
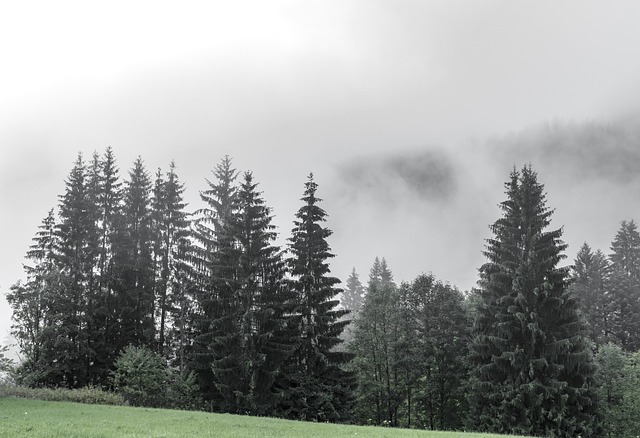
[[0, 384, 125, 405], [111, 345, 201, 410], [112, 345, 166, 407]]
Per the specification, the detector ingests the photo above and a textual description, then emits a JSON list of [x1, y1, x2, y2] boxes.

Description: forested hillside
[[5, 149, 640, 437]]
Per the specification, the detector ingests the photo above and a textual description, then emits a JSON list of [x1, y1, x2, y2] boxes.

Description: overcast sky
[[3, 1, 640, 347]]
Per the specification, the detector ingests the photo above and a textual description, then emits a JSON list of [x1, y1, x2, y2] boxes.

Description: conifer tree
[[343, 267, 365, 315], [85, 147, 124, 384], [571, 243, 612, 346], [340, 267, 365, 345], [350, 257, 400, 425], [608, 220, 640, 351], [190, 155, 240, 405], [153, 161, 190, 356], [215, 171, 292, 414], [53, 153, 93, 387], [468, 165, 599, 437], [7, 209, 60, 383], [277, 174, 354, 422], [110, 157, 155, 352]]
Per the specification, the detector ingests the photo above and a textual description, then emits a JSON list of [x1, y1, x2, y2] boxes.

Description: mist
[[3, 1, 640, 347]]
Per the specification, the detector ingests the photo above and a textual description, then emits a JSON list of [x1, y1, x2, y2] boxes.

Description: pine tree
[[350, 257, 400, 425], [153, 161, 190, 356], [6, 209, 60, 384], [340, 267, 365, 345], [343, 268, 365, 314], [468, 165, 599, 437], [190, 155, 240, 406], [110, 157, 155, 352], [608, 220, 640, 351], [217, 171, 292, 414], [571, 243, 612, 346], [85, 147, 124, 384], [52, 153, 93, 387], [277, 174, 354, 422]]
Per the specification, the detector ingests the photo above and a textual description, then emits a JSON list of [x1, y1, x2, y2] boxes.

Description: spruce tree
[[571, 243, 612, 346], [153, 161, 190, 356], [218, 171, 292, 414], [468, 165, 599, 437], [6, 209, 60, 384], [190, 155, 240, 406], [340, 267, 365, 345], [53, 153, 92, 387], [342, 267, 365, 315], [110, 157, 155, 352], [608, 220, 640, 351], [87, 147, 124, 384], [350, 257, 399, 425], [277, 174, 354, 422]]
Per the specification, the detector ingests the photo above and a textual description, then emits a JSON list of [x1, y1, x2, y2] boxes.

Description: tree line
[[6, 151, 640, 436], [7, 149, 352, 421]]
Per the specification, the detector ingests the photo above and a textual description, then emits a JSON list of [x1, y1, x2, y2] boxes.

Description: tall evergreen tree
[[6, 209, 60, 384], [213, 171, 292, 414], [52, 153, 93, 387], [340, 267, 365, 345], [153, 161, 190, 356], [85, 147, 124, 384], [110, 157, 155, 353], [342, 267, 365, 315], [277, 174, 354, 422], [350, 257, 400, 426], [190, 156, 240, 406], [199, 172, 291, 415], [571, 243, 612, 346], [468, 165, 599, 437], [608, 220, 640, 351]]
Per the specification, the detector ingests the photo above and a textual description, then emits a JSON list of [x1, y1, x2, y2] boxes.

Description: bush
[[112, 345, 166, 407], [111, 345, 201, 410], [0, 384, 125, 405]]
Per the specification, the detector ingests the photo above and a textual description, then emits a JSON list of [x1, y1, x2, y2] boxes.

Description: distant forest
[[5, 147, 640, 437]]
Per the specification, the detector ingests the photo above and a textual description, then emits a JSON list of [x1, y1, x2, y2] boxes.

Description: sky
[[2, 0, 640, 349]]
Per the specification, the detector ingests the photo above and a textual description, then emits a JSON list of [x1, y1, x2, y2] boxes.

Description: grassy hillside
[[0, 396, 531, 438]]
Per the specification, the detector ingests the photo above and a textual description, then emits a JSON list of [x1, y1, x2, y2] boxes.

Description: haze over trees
[[7, 151, 640, 437]]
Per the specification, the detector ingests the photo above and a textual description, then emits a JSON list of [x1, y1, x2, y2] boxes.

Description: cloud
[[488, 119, 640, 185], [336, 149, 457, 207]]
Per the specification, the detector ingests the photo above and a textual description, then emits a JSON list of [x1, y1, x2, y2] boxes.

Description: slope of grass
[[0, 397, 532, 438]]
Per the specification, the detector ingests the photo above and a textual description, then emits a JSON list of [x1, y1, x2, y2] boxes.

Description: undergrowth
[[0, 384, 125, 406]]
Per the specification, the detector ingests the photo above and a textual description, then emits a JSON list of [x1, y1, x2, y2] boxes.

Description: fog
[[2, 1, 640, 347]]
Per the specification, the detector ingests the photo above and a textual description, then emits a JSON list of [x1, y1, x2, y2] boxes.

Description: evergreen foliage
[[15, 150, 640, 432], [153, 161, 191, 358], [571, 243, 612, 346], [8, 149, 192, 389], [468, 165, 599, 437], [224, 171, 292, 414], [342, 267, 365, 315], [350, 258, 401, 426], [110, 157, 155, 354], [276, 174, 355, 422], [190, 155, 240, 406], [608, 220, 640, 351], [594, 342, 626, 437], [112, 344, 200, 409], [6, 209, 59, 384]]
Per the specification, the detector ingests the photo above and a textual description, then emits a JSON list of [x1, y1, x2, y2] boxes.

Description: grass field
[[0, 396, 532, 438]]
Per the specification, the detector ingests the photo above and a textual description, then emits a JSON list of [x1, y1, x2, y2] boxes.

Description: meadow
[[0, 396, 533, 438]]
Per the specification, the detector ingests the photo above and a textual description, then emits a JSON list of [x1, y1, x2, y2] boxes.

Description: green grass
[[0, 397, 532, 438]]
